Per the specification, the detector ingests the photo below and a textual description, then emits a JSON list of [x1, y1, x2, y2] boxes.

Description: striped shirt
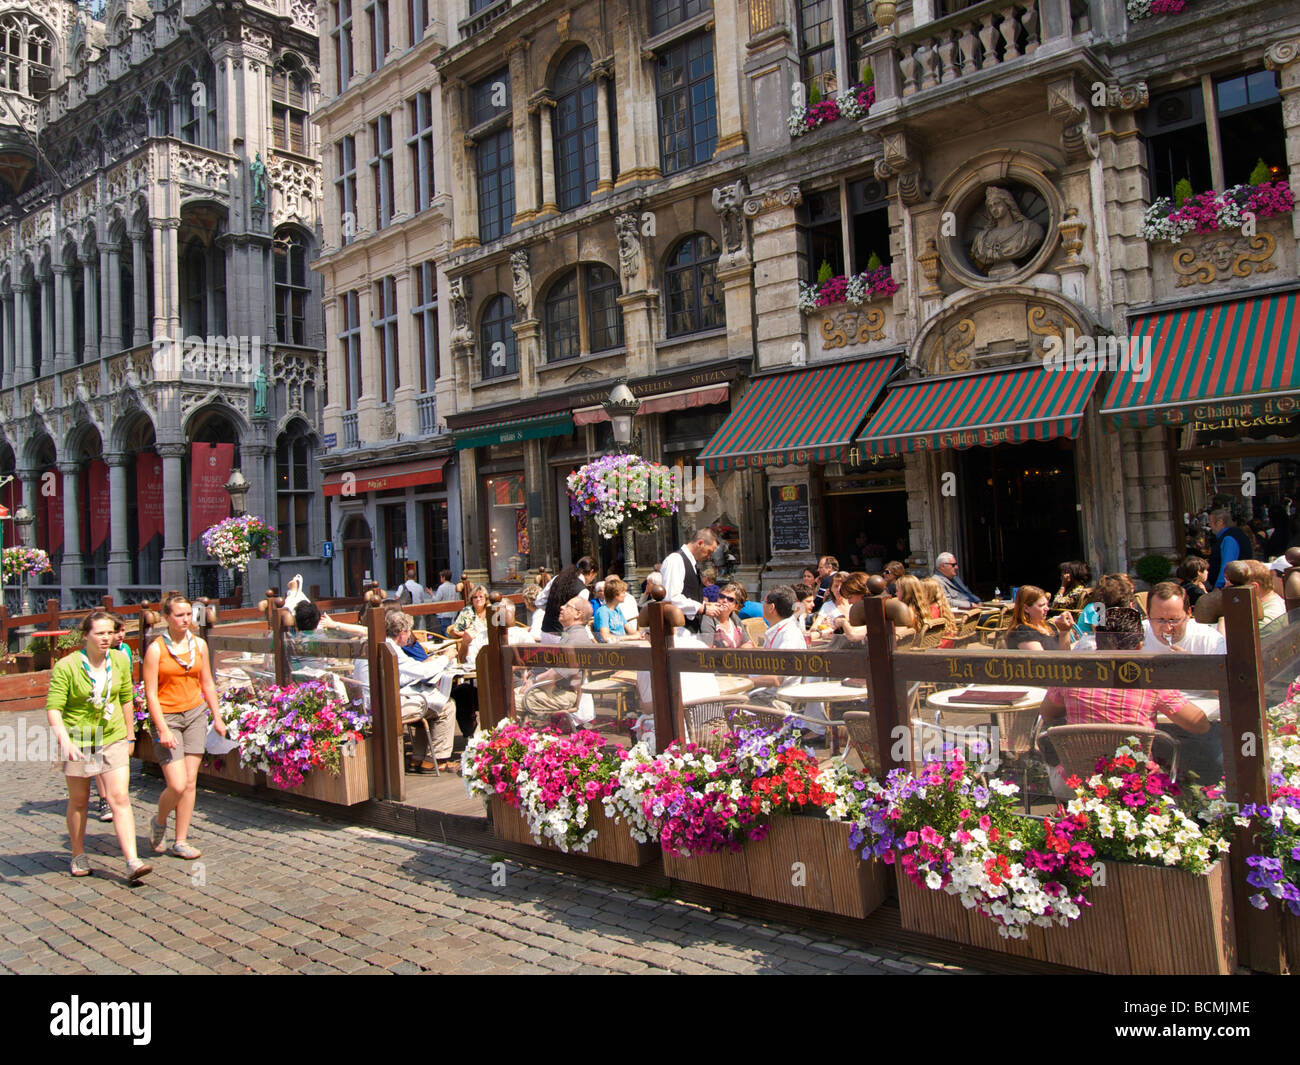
[[1045, 686, 1191, 728]]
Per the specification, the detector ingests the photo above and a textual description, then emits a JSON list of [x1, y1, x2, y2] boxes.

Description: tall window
[[408, 0, 428, 46], [655, 34, 716, 175], [472, 72, 513, 242], [367, 0, 390, 71], [272, 62, 309, 154], [276, 423, 313, 557], [798, 0, 835, 98], [182, 239, 207, 337], [845, 0, 874, 85], [665, 234, 722, 336], [481, 295, 517, 379], [332, 0, 354, 93], [370, 113, 395, 229], [337, 135, 357, 244], [148, 81, 172, 137], [799, 177, 891, 282], [178, 61, 217, 148], [545, 264, 624, 363], [339, 291, 362, 407], [650, 0, 710, 35], [0, 13, 53, 98], [274, 230, 310, 345], [408, 91, 436, 214], [412, 261, 439, 391], [553, 48, 599, 211], [1144, 70, 1287, 200], [373, 275, 399, 402]]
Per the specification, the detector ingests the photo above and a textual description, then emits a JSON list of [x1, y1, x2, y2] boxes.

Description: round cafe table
[[925, 685, 1047, 759], [774, 680, 870, 755]]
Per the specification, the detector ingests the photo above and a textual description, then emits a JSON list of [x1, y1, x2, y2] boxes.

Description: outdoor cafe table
[[775, 680, 870, 755], [924, 685, 1048, 759]]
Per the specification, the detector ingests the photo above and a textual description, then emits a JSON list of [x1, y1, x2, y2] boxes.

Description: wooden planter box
[[898, 859, 1236, 974], [1284, 913, 1300, 976], [267, 738, 372, 806], [132, 733, 256, 786], [663, 816, 888, 919], [489, 796, 657, 867]]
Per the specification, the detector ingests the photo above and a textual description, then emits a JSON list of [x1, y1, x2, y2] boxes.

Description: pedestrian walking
[[143, 592, 226, 860], [46, 609, 152, 880]]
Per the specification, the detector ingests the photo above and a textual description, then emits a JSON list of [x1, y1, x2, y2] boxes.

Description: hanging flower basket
[[1, 547, 52, 581], [201, 514, 278, 570], [566, 454, 680, 540]]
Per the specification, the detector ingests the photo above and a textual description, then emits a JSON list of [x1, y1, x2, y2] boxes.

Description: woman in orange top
[[143, 592, 225, 859]]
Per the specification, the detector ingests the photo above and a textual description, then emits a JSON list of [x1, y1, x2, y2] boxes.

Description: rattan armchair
[[1036, 723, 1178, 801]]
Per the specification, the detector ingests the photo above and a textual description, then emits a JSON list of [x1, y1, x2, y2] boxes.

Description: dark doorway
[[959, 440, 1081, 597], [823, 489, 909, 570], [342, 516, 373, 597]]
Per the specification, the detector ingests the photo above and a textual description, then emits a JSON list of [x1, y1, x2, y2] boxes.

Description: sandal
[[70, 853, 91, 877], [438, 760, 461, 775], [126, 858, 153, 882], [150, 814, 168, 853], [168, 842, 202, 860]]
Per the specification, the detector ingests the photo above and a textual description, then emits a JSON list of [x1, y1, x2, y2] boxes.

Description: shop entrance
[[959, 440, 1082, 596], [822, 458, 910, 569], [342, 516, 373, 597]]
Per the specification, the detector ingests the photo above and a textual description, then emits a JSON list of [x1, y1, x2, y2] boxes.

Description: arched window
[[277, 421, 314, 557], [553, 48, 599, 211], [182, 238, 207, 337], [0, 14, 53, 98], [272, 58, 309, 154], [273, 229, 310, 345], [178, 60, 218, 147], [545, 263, 624, 363], [480, 294, 517, 379], [149, 81, 172, 137], [664, 234, 722, 336]]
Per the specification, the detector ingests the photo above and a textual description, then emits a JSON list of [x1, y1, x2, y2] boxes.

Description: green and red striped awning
[[698, 357, 900, 472], [857, 364, 1102, 454], [1102, 289, 1300, 427]]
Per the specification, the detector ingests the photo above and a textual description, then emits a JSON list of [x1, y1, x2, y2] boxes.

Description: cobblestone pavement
[[0, 717, 975, 975]]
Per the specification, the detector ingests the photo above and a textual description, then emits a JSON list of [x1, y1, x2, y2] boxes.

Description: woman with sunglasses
[[699, 582, 754, 649]]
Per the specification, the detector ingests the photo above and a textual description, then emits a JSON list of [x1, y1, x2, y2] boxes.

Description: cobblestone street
[[0, 715, 973, 975]]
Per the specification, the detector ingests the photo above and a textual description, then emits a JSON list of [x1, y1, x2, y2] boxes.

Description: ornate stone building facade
[[322, 0, 1300, 595], [0, 0, 327, 608]]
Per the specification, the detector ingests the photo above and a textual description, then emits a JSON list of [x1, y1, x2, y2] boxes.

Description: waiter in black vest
[[659, 528, 721, 633]]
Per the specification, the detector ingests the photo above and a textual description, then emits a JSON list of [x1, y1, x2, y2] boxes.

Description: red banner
[[33, 470, 63, 555], [87, 460, 110, 554], [137, 453, 164, 548], [189, 443, 235, 543]]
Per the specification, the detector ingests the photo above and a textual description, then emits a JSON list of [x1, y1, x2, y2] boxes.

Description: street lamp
[[603, 383, 642, 583], [224, 468, 251, 516], [14, 504, 33, 615]]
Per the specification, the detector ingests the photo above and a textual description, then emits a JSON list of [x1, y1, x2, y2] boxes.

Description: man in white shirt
[[659, 528, 722, 633], [742, 587, 826, 736], [1240, 559, 1287, 634], [400, 564, 434, 605]]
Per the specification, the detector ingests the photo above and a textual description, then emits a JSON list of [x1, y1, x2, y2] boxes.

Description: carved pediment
[[914, 292, 1091, 375]]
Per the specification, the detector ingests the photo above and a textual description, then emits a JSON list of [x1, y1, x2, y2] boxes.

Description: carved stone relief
[[510, 249, 532, 317], [819, 308, 886, 350], [1173, 232, 1277, 287], [614, 213, 641, 289]]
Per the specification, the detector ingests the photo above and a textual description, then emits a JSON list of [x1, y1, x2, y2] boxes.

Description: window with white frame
[[799, 176, 891, 282], [332, 0, 354, 93], [340, 290, 362, 408], [337, 135, 358, 244], [371, 113, 395, 229], [798, 0, 875, 99], [0, 13, 53, 98], [373, 275, 399, 403], [408, 90, 436, 214], [277, 422, 314, 557], [412, 261, 439, 392], [408, 0, 428, 46]]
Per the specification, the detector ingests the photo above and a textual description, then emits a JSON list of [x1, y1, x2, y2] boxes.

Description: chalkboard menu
[[769, 483, 811, 554]]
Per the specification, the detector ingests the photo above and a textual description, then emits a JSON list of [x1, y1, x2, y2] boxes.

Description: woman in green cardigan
[[46, 609, 152, 880]]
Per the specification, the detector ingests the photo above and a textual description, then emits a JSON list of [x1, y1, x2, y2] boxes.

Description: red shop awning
[[323, 457, 448, 497]]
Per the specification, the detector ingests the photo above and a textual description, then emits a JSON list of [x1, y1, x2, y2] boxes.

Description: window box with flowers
[[1141, 168, 1295, 244], [788, 74, 875, 139], [1127, 0, 1190, 21], [798, 261, 899, 315]]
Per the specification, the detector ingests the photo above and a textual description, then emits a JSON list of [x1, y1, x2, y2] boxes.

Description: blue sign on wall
[[323, 541, 335, 559], [322, 433, 338, 449]]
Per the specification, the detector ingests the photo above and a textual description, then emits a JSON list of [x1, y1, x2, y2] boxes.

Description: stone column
[[507, 40, 537, 224], [710, 0, 746, 158], [59, 461, 83, 590], [532, 92, 558, 215], [100, 241, 122, 356], [158, 442, 188, 594], [523, 437, 555, 571], [81, 258, 97, 363], [592, 60, 614, 194], [743, 184, 805, 369], [41, 272, 55, 373], [106, 451, 131, 598], [14, 283, 32, 381], [0, 295, 7, 387], [151, 219, 180, 343], [51, 263, 70, 371], [131, 230, 150, 345], [1266, 37, 1300, 240]]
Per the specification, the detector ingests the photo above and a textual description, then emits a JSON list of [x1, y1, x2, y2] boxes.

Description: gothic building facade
[[0, 0, 327, 608]]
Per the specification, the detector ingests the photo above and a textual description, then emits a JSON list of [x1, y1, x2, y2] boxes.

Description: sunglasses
[[718, 594, 738, 604]]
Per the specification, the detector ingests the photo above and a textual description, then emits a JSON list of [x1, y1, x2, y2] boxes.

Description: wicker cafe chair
[[948, 611, 981, 648], [1036, 724, 1178, 802], [841, 710, 880, 773], [976, 605, 1009, 645], [683, 700, 736, 755], [919, 617, 950, 649], [742, 617, 769, 646]]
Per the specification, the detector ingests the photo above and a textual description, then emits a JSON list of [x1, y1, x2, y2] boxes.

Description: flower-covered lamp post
[[224, 469, 251, 605], [604, 383, 642, 582], [14, 504, 33, 615]]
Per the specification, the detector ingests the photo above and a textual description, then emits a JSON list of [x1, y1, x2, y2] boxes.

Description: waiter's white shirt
[[660, 546, 704, 619]]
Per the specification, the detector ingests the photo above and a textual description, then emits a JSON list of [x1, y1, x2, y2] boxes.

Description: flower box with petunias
[[200, 513, 278, 571], [798, 261, 899, 314], [1126, 0, 1188, 21], [463, 720, 656, 865], [1141, 169, 1294, 244], [566, 454, 680, 540], [617, 721, 887, 918], [1, 546, 52, 582], [787, 73, 875, 138]]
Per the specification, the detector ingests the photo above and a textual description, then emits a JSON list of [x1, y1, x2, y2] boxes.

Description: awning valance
[[857, 363, 1101, 454], [1102, 289, 1300, 427], [698, 357, 900, 472], [453, 413, 575, 450], [571, 384, 731, 426], [322, 457, 448, 497]]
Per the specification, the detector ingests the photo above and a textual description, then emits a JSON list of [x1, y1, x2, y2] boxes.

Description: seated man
[[285, 600, 367, 681], [515, 597, 596, 728], [747, 587, 826, 736], [932, 552, 982, 611]]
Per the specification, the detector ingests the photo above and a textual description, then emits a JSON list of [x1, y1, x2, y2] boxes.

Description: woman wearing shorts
[[143, 593, 226, 859], [46, 610, 152, 880]]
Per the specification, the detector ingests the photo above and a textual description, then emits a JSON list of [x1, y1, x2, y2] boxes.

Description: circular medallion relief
[[940, 176, 1060, 286]]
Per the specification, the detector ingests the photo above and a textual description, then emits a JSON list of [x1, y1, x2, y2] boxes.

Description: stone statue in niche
[[250, 153, 269, 210], [970, 186, 1044, 278]]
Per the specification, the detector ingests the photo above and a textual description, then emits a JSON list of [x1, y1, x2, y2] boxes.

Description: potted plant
[[463, 720, 657, 866], [566, 455, 680, 540], [201, 514, 278, 576], [1133, 553, 1173, 588]]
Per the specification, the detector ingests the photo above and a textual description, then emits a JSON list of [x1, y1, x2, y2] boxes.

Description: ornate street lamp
[[603, 383, 642, 582], [14, 503, 33, 615], [224, 468, 251, 517]]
